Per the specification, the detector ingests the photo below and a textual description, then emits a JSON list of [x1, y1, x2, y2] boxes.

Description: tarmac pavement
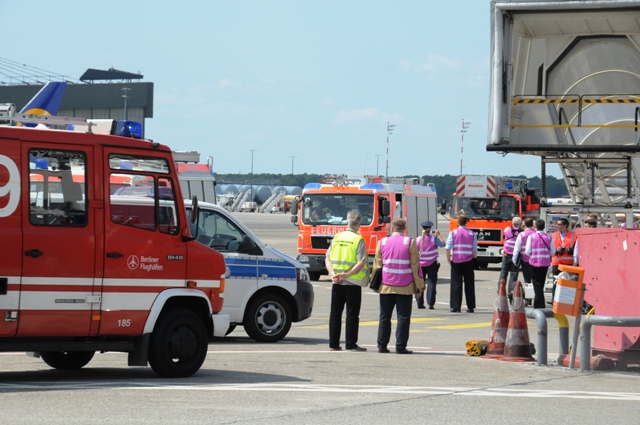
[[1, 211, 638, 424]]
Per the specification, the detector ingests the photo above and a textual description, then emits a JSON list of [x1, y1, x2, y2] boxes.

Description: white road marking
[[0, 382, 638, 400]]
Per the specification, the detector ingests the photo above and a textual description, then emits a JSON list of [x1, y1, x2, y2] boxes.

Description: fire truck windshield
[[451, 195, 516, 219], [302, 194, 375, 225]]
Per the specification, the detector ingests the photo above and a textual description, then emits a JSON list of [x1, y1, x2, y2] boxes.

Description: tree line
[[215, 173, 569, 203]]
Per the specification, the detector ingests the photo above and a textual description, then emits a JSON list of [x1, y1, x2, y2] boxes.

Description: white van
[[185, 200, 314, 342]]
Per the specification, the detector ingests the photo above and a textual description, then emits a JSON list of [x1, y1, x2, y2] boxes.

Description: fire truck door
[[0, 140, 22, 336], [102, 149, 187, 336], [19, 144, 96, 337]]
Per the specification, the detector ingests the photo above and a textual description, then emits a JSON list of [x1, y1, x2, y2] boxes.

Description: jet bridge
[[488, 0, 640, 208]]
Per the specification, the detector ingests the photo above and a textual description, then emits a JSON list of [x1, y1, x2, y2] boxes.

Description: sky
[[1, 0, 555, 178]]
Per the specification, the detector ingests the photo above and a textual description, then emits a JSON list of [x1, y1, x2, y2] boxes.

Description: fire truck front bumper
[[476, 245, 503, 263]]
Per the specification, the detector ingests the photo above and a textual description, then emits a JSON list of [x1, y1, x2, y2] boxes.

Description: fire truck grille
[[311, 235, 334, 249], [471, 228, 502, 242]]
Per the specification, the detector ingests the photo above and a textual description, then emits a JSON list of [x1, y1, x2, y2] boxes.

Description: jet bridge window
[[28, 149, 87, 227]]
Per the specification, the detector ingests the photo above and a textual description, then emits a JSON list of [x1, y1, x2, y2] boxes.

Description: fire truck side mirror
[[440, 199, 447, 216], [291, 198, 299, 215], [190, 196, 199, 223], [185, 196, 200, 242], [381, 200, 390, 217]]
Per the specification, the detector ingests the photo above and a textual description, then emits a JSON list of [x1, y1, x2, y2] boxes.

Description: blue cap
[[421, 220, 434, 228]]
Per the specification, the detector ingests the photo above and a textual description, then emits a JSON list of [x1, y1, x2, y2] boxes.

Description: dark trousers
[[530, 266, 548, 308], [520, 260, 532, 284], [550, 264, 562, 301], [415, 262, 439, 307], [329, 284, 362, 349], [377, 293, 413, 350], [498, 254, 519, 295], [450, 260, 476, 310]]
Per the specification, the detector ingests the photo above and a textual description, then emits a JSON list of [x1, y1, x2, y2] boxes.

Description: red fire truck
[[0, 116, 229, 377], [445, 174, 540, 268], [291, 175, 438, 280]]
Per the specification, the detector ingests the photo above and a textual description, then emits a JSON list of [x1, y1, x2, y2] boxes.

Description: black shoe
[[396, 348, 414, 354], [450, 308, 461, 312], [466, 308, 474, 313], [329, 346, 342, 351], [417, 305, 426, 309], [346, 345, 367, 352], [378, 347, 390, 353], [429, 305, 434, 310]]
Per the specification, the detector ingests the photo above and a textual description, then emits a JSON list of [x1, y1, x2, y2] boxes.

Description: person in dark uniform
[[414, 220, 444, 309]]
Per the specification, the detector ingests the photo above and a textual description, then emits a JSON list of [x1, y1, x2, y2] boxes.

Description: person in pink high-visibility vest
[[446, 215, 478, 313]]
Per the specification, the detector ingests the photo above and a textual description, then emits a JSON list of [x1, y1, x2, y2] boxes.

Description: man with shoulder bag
[[371, 218, 425, 354]]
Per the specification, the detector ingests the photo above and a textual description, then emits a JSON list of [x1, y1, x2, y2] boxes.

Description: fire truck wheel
[[40, 351, 95, 370], [148, 308, 208, 378], [244, 293, 292, 342], [308, 272, 321, 281]]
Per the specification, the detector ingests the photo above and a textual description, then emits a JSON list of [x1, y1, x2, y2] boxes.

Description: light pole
[[386, 122, 395, 180], [249, 149, 258, 203], [373, 154, 383, 176], [460, 119, 471, 175], [289, 155, 297, 175], [122, 88, 131, 120]]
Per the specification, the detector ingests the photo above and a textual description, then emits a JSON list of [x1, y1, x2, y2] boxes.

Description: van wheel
[[148, 308, 208, 378], [244, 294, 292, 342], [308, 272, 321, 281], [41, 351, 95, 370]]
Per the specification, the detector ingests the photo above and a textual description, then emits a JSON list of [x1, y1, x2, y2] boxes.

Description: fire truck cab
[[446, 174, 540, 268], [292, 175, 438, 280], [0, 119, 229, 377]]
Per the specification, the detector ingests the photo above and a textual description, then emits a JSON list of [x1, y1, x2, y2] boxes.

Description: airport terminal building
[[0, 67, 153, 136]]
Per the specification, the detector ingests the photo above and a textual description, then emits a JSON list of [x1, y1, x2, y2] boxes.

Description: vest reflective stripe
[[551, 231, 576, 265], [529, 232, 551, 267], [417, 235, 438, 267], [503, 226, 520, 255], [520, 228, 536, 262], [452, 228, 475, 263], [329, 231, 367, 284], [381, 236, 413, 287]]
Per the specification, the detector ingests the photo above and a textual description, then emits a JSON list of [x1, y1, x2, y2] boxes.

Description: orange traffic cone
[[499, 281, 535, 362], [483, 279, 510, 358]]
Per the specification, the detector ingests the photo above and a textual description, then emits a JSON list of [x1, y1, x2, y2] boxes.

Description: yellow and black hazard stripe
[[513, 97, 640, 104], [581, 98, 640, 104]]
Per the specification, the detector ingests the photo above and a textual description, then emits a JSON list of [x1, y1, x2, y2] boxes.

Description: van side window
[[29, 149, 87, 227], [192, 209, 245, 253]]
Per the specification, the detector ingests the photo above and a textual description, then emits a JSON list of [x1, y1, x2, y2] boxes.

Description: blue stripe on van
[[225, 257, 257, 279], [258, 259, 297, 280]]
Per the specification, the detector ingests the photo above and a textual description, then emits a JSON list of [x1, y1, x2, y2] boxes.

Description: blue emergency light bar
[[116, 120, 143, 138]]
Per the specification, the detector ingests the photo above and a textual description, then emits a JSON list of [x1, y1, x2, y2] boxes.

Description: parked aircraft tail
[[19, 81, 67, 116]]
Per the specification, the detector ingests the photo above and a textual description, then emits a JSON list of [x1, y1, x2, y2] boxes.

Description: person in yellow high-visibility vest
[[325, 210, 368, 352]]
